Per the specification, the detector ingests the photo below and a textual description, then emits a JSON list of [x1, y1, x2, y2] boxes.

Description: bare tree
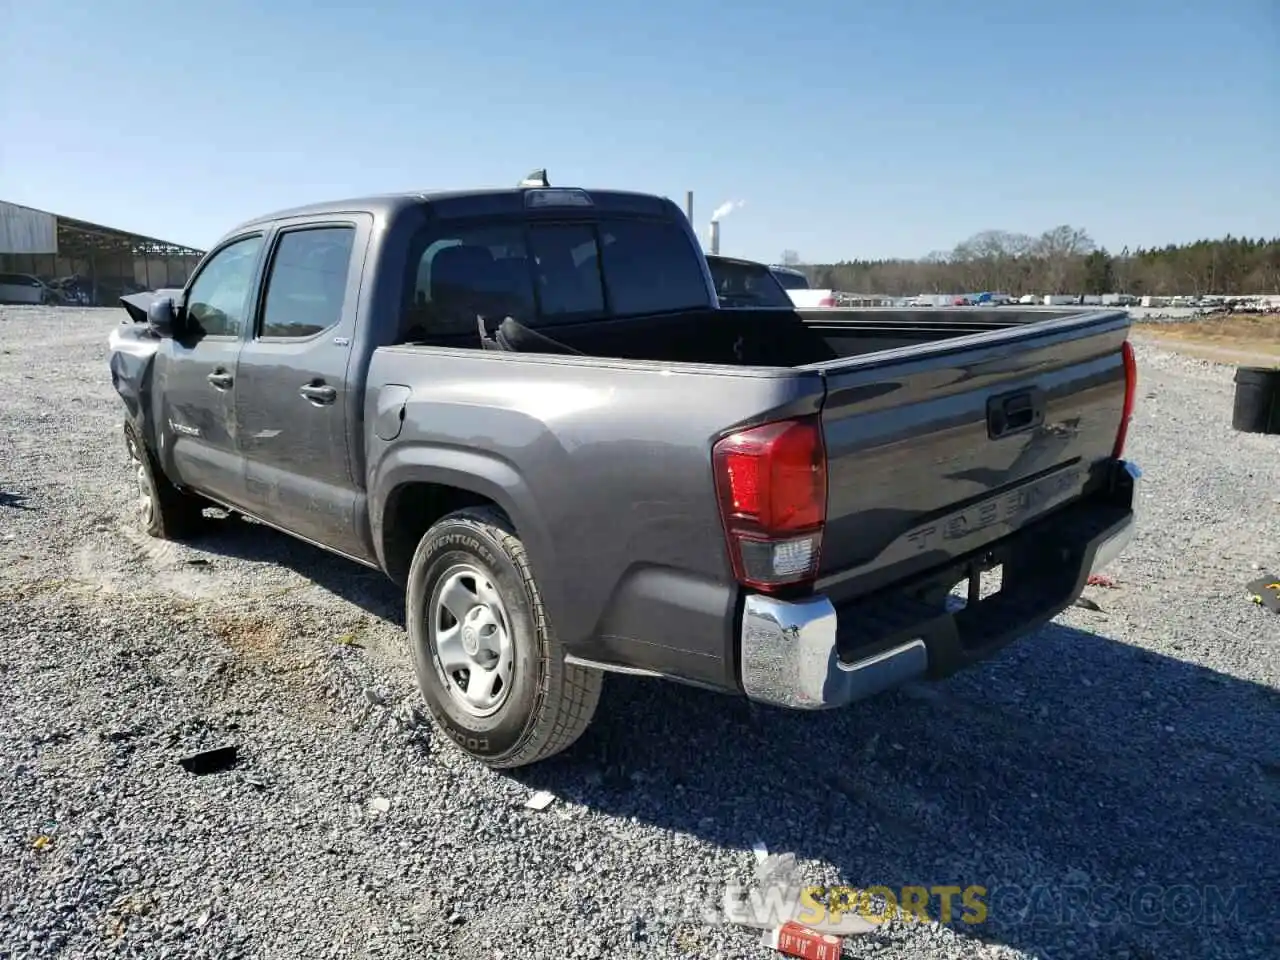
[[948, 230, 1037, 292], [1034, 225, 1095, 293], [779, 249, 801, 266]]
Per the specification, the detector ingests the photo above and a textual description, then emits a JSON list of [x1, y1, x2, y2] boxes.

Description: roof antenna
[[519, 168, 550, 187]]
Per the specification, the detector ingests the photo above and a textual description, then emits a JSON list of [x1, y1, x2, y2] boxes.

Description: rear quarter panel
[[364, 347, 823, 687]]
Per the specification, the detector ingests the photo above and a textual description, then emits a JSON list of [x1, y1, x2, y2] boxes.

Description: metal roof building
[[0, 200, 205, 305]]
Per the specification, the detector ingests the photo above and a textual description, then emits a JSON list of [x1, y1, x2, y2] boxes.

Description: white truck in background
[[767, 264, 838, 308]]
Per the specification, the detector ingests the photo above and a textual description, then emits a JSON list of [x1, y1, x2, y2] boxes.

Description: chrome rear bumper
[[740, 594, 929, 709], [738, 460, 1141, 710]]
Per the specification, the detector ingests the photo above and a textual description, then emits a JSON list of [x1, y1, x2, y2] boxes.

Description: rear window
[[707, 258, 793, 308], [400, 217, 709, 342], [597, 220, 710, 316], [771, 269, 810, 291]]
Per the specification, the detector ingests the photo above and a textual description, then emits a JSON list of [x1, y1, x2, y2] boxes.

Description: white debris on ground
[[524, 790, 557, 811], [1, 306, 1277, 959]]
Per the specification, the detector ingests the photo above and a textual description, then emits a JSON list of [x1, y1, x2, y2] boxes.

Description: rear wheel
[[406, 506, 602, 768], [124, 424, 207, 540]]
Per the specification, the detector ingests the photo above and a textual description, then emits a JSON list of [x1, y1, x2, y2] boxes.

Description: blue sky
[[2, 0, 1276, 263]]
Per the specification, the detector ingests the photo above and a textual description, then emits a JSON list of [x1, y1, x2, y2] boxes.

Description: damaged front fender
[[107, 318, 161, 450]]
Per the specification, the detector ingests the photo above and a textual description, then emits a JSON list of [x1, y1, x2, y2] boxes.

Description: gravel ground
[[1, 305, 1277, 960]]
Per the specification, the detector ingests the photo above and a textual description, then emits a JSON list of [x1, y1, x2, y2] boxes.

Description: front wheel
[[124, 424, 207, 540], [406, 506, 602, 768]]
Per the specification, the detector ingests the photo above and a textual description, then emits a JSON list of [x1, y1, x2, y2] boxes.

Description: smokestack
[[685, 191, 694, 222], [709, 219, 721, 255]]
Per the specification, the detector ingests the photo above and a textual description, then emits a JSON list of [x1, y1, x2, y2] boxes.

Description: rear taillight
[[712, 416, 827, 592], [1112, 339, 1138, 459]]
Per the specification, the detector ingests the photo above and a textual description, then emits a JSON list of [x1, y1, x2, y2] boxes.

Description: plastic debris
[[368, 797, 391, 814], [178, 744, 238, 775], [752, 840, 769, 863], [761, 921, 842, 960], [1086, 574, 1117, 588], [1246, 574, 1280, 613], [524, 790, 556, 811]]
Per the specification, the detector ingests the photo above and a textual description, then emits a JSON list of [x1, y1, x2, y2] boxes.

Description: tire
[[123, 423, 207, 541], [406, 506, 602, 768]]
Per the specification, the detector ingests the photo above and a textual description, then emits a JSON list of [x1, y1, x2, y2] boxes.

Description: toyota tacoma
[[108, 178, 1141, 768]]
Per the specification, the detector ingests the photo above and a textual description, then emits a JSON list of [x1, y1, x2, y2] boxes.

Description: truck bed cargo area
[[444, 306, 1111, 370]]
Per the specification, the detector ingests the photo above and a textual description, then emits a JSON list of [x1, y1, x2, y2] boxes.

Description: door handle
[[207, 370, 233, 389], [299, 383, 337, 405], [986, 387, 1045, 439]]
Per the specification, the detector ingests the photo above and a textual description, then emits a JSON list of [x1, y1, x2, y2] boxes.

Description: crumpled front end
[[107, 318, 161, 445]]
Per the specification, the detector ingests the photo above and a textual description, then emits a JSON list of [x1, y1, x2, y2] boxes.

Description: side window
[[185, 235, 264, 338], [258, 226, 356, 339]]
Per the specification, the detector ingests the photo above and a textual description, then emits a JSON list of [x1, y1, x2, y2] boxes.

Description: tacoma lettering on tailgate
[[905, 467, 1083, 554]]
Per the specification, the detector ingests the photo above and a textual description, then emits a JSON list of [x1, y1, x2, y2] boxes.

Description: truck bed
[[472, 305, 1109, 369]]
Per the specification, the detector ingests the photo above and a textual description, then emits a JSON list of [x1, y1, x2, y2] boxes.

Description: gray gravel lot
[[1, 305, 1278, 960]]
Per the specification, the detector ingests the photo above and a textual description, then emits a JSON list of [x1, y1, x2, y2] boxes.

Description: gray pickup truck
[[107, 181, 1141, 768]]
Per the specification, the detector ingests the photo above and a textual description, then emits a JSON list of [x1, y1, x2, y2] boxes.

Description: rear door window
[[257, 225, 355, 339]]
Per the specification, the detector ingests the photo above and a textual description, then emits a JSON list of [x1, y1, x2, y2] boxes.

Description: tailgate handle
[[987, 388, 1045, 439]]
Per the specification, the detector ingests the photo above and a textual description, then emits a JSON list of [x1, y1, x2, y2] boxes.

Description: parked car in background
[[767, 264, 838, 308], [705, 254, 793, 308], [0, 272, 52, 305]]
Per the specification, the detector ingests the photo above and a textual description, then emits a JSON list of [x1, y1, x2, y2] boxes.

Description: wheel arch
[[371, 445, 564, 627]]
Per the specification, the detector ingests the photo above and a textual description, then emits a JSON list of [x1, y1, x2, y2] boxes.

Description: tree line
[[781, 231, 1280, 298]]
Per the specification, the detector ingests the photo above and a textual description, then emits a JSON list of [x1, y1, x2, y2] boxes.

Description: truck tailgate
[[811, 310, 1132, 600]]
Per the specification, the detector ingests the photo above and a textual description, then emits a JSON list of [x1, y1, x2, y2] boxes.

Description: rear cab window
[[708, 258, 793, 308], [399, 210, 710, 344], [771, 268, 810, 291]]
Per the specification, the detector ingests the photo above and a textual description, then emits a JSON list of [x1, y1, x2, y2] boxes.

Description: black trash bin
[[1232, 366, 1280, 434]]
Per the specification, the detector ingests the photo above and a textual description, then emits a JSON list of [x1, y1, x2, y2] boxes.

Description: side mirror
[[148, 296, 177, 337]]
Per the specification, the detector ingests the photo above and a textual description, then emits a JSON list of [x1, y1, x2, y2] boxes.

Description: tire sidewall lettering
[[408, 515, 545, 762]]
